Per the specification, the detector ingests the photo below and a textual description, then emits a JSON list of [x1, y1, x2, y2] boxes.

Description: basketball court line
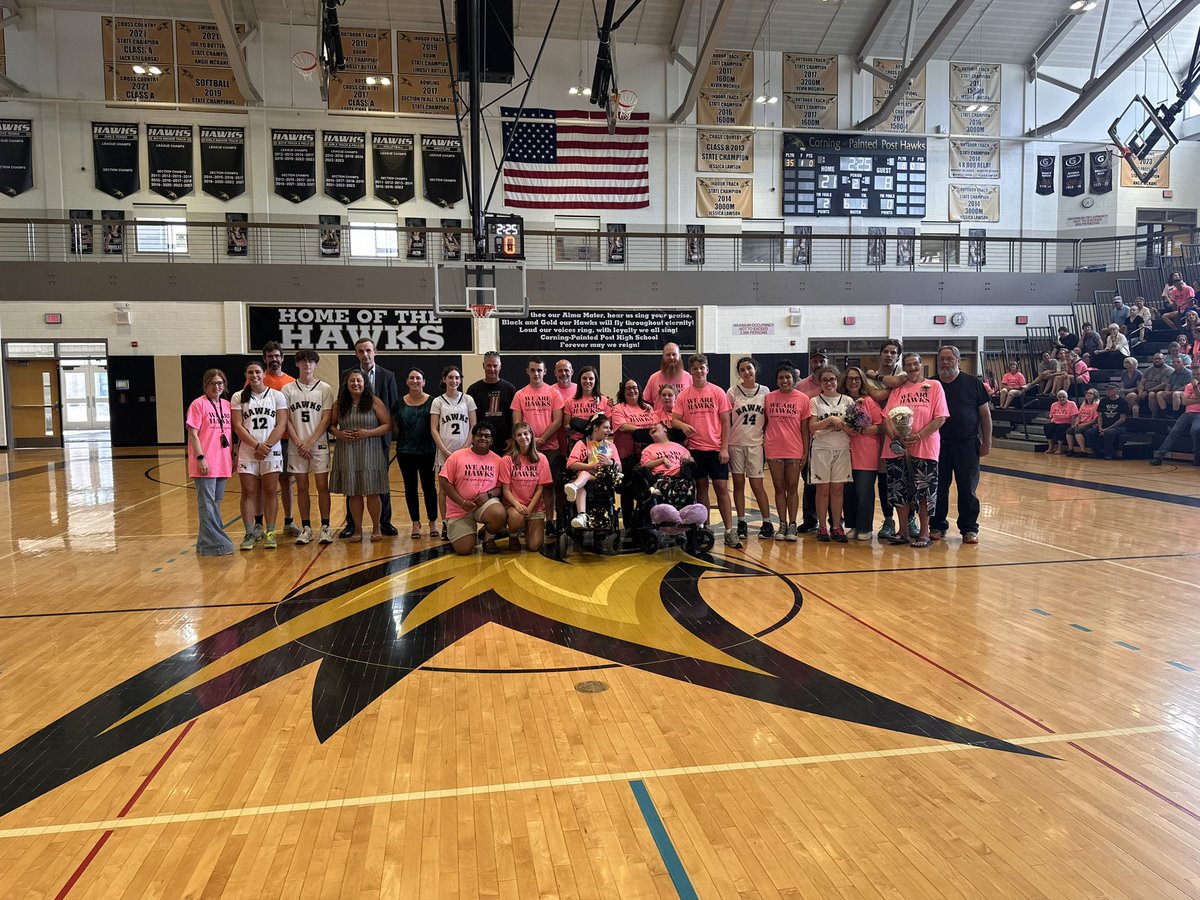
[[0, 724, 1169, 842], [981, 463, 1200, 508]]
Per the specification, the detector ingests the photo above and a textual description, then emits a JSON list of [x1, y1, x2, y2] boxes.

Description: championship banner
[[697, 130, 753, 173], [950, 102, 1000, 137], [1035, 154, 1055, 195], [498, 309, 697, 353], [686, 224, 705, 265], [147, 124, 193, 200], [697, 89, 752, 127], [782, 54, 837, 95], [395, 75, 454, 115], [791, 225, 812, 266], [405, 217, 427, 259], [339, 28, 392, 72], [0, 119, 33, 197], [949, 63, 1000, 102], [701, 49, 753, 92], [100, 17, 172, 64], [949, 139, 1000, 179], [421, 134, 463, 207], [175, 20, 245, 67], [441, 218, 462, 260], [696, 176, 753, 218], [872, 58, 926, 101], [948, 184, 999, 222], [395, 31, 456, 78], [69, 210, 93, 255], [372, 133, 415, 205], [178, 68, 247, 109], [329, 73, 397, 113], [322, 130, 367, 203], [104, 63, 176, 104], [248, 305, 474, 353], [871, 96, 925, 133], [101, 210, 124, 255], [782, 93, 837, 130], [897, 226, 916, 266], [867, 227, 886, 266], [319, 214, 341, 258], [272, 129, 316, 203], [200, 125, 245, 200], [1120, 153, 1169, 188], [1089, 150, 1113, 194], [226, 212, 248, 256], [1061, 153, 1085, 197], [967, 227, 987, 267], [92, 123, 140, 199]]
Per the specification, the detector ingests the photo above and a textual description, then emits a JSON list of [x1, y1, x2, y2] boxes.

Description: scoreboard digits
[[782, 133, 927, 218]]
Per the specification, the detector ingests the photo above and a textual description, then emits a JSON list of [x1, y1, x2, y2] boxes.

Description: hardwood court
[[0, 442, 1197, 898]]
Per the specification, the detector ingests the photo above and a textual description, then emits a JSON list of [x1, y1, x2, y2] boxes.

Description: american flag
[[501, 107, 650, 209]]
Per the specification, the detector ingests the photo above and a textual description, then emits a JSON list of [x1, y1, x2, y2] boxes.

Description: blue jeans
[[1086, 425, 1126, 457], [844, 469, 877, 534], [195, 477, 234, 556], [1154, 411, 1200, 463]]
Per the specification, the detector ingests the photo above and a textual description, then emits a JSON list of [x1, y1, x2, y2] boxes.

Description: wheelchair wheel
[[690, 528, 715, 554], [556, 531, 570, 559], [602, 532, 622, 555], [639, 531, 659, 554]]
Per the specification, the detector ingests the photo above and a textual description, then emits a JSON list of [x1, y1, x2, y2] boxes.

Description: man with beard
[[259, 342, 297, 540], [466, 351, 516, 450], [1140, 353, 1173, 418], [645, 343, 692, 412], [929, 346, 991, 545]]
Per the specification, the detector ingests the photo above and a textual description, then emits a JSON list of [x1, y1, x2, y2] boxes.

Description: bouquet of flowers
[[843, 400, 873, 433], [888, 406, 914, 455]]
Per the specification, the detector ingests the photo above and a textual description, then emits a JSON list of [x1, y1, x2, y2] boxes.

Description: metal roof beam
[[670, 0, 736, 124], [207, 0, 263, 105], [1025, 15, 1084, 81], [670, 0, 698, 57], [855, 0, 909, 71], [1027, 0, 1200, 137], [855, 0, 980, 131]]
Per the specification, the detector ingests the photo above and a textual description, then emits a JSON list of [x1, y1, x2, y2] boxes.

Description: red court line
[[54, 542, 333, 897], [798, 581, 1200, 825]]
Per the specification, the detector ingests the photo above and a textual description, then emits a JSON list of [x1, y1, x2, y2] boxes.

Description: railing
[[2, 216, 1199, 275]]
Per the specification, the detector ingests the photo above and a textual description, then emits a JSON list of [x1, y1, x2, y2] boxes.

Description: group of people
[[186, 338, 995, 557]]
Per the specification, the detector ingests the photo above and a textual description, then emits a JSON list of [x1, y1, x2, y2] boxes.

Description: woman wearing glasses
[[186, 369, 235, 556]]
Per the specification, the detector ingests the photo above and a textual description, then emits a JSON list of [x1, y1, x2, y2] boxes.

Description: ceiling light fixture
[[148, 65, 162, 76], [132, 65, 146, 74]]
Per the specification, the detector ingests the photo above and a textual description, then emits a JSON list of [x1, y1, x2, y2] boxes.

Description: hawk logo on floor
[[0, 549, 1047, 817]]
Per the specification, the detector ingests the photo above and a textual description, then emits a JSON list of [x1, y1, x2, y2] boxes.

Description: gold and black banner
[[696, 176, 753, 218], [175, 20, 245, 67], [697, 130, 753, 173], [0, 119, 33, 198], [271, 129, 316, 203], [1120, 153, 1170, 188], [697, 89, 752, 127], [373, 133, 415, 206], [329, 72, 397, 113], [781, 93, 837, 130], [782, 54, 837, 95], [200, 125, 245, 200], [872, 58, 925, 134], [323, 131, 366, 204], [421, 134, 463, 207], [178, 67, 247, 109], [702, 49, 753, 92], [101, 17, 172, 64], [948, 184, 999, 222], [949, 140, 1000, 179]]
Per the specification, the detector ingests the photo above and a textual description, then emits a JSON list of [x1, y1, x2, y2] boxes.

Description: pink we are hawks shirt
[[498, 454, 552, 512], [881, 378, 950, 462], [186, 396, 234, 479], [511, 383, 566, 451], [674, 382, 731, 451], [763, 390, 810, 459], [440, 447, 501, 519], [645, 370, 693, 411]]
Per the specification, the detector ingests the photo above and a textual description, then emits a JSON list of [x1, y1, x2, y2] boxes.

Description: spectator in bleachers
[[1150, 363, 1200, 466], [1165, 357, 1193, 412], [1065, 388, 1100, 456], [1141, 353, 1173, 418], [1167, 340, 1192, 368], [1111, 296, 1130, 332], [1091, 324, 1131, 370], [1044, 390, 1078, 455], [1048, 349, 1073, 395], [1075, 323, 1103, 362], [1029, 351, 1059, 395], [1067, 351, 1092, 393], [998, 361, 1026, 408], [1160, 271, 1195, 330], [1120, 357, 1144, 417], [1128, 297, 1154, 346], [1086, 384, 1129, 460], [1183, 311, 1200, 359], [1055, 326, 1078, 351]]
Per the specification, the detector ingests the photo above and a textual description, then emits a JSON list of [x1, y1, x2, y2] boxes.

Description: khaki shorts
[[806, 447, 852, 484], [288, 443, 331, 474], [728, 444, 765, 478], [447, 497, 502, 542]]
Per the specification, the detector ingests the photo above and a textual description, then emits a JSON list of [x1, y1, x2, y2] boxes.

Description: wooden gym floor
[[0, 442, 1197, 899]]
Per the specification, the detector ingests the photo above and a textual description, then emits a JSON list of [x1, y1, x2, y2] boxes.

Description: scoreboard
[[782, 132, 927, 218]]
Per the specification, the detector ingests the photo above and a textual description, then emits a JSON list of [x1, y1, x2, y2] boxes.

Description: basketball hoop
[[292, 50, 318, 82], [470, 303, 495, 320], [615, 88, 638, 120]]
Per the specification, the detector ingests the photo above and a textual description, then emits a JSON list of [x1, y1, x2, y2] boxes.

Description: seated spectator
[[998, 361, 1026, 408], [1128, 297, 1154, 345], [1161, 272, 1195, 330], [1029, 351, 1059, 395], [1044, 390, 1078, 455], [1166, 357, 1193, 412], [1167, 340, 1193, 369], [1120, 357, 1144, 417], [1075, 323, 1103, 362], [1150, 364, 1200, 466], [1091, 324, 1131, 370], [1065, 388, 1100, 456], [1142, 353, 1173, 418], [1085, 384, 1129, 460], [1066, 351, 1092, 391], [1055, 326, 1078, 351], [1111, 295, 1130, 332]]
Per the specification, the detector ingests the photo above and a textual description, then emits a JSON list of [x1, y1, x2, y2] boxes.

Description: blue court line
[[1115, 641, 1140, 651], [1168, 661, 1195, 672], [981, 464, 1200, 509], [1070, 623, 1093, 633], [629, 780, 698, 900], [1031, 608, 1052, 616]]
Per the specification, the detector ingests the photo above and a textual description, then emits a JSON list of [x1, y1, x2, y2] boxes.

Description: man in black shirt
[[466, 350, 517, 450], [1086, 384, 1129, 459], [930, 346, 992, 544], [1055, 326, 1078, 352]]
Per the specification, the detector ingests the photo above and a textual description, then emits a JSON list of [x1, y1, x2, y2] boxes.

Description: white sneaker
[[570, 513, 589, 529], [724, 529, 743, 549], [846, 528, 859, 541], [295, 526, 314, 545], [856, 529, 874, 541], [564, 483, 578, 503], [318, 525, 334, 544]]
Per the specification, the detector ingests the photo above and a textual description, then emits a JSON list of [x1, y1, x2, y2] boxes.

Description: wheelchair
[[628, 460, 715, 555], [555, 459, 624, 557]]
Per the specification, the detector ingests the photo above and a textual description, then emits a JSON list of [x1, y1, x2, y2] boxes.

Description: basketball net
[[615, 89, 638, 120], [292, 50, 318, 82], [470, 303, 495, 320]]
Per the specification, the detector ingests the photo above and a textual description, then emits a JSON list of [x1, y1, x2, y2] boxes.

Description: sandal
[[346, 533, 363, 543], [411, 523, 421, 539], [886, 534, 910, 545], [370, 531, 383, 542], [910, 537, 932, 548]]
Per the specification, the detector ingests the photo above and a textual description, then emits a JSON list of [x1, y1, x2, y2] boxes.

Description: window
[[135, 216, 188, 254], [554, 215, 600, 262], [741, 218, 784, 265], [349, 212, 399, 258]]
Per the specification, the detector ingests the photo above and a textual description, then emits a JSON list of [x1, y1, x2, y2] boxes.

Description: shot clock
[[483, 214, 525, 260], [782, 133, 927, 218]]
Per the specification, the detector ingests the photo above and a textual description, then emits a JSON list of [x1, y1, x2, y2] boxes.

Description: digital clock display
[[781, 133, 927, 218], [483, 214, 525, 260]]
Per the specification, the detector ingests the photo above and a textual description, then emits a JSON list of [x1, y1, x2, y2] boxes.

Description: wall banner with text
[[1061, 153, 1085, 197], [949, 139, 1000, 179], [373, 133, 415, 205], [696, 130, 753, 173], [0, 119, 33, 197], [69, 209, 93, 255], [686, 224, 705, 265], [200, 126, 245, 200], [702, 49, 753, 91], [948, 184, 999, 222], [782, 54, 837, 95], [322, 130, 367, 204], [950, 102, 1000, 137], [949, 63, 1000, 102], [871, 95, 925, 134], [92, 122, 140, 199], [1089, 150, 1112, 194], [421, 134, 463, 207], [147, 124, 193, 200], [782, 93, 837, 130], [1120, 153, 1169, 188], [272, 129, 316, 203], [1035, 154, 1055, 195], [499, 309, 697, 353], [248, 305, 473, 352], [696, 176, 753, 218], [697, 89, 752, 127]]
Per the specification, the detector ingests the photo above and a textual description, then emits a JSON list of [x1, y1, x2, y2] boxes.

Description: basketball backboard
[[433, 260, 529, 318]]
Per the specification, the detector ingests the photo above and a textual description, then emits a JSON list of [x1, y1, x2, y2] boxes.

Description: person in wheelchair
[[564, 414, 622, 530], [636, 423, 707, 524]]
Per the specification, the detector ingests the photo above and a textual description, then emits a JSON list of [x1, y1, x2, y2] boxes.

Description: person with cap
[[1085, 384, 1129, 460], [1150, 364, 1200, 466], [1111, 295, 1130, 333]]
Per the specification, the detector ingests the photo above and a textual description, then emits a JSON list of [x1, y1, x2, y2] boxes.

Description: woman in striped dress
[[330, 371, 393, 542]]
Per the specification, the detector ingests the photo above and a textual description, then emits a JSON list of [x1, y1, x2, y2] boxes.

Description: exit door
[[60, 361, 110, 432], [6, 359, 61, 448]]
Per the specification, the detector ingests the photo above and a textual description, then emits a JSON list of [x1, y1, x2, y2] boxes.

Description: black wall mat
[[108, 356, 159, 447]]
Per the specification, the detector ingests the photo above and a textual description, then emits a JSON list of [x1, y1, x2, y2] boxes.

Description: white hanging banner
[[949, 63, 1001, 102], [949, 184, 999, 222]]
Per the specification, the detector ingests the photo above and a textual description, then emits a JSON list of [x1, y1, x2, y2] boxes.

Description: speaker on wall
[[456, 0, 515, 84]]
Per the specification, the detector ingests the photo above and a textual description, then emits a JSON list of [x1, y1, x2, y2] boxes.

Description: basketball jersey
[[232, 387, 286, 445], [282, 380, 335, 445], [432, 392, 476, 461], [727, 384, 768, 448]]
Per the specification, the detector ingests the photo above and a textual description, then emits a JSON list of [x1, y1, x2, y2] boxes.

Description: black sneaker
[[758, 521, 775, 539], [797, 522, 817, 534], [1150, 457, 1164, 466], [736, 520, 748, 539]]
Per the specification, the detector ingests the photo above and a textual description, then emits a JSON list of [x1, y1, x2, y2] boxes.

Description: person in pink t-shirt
[[640, 423, 693, 476], [1065, 388, 1100, 455], [645, 342, 693, 411], [564, 366, 609, 450], [1045, 390, 1080, 455], [998, 361, 1026, 409], [186, 368, 235, 556], [439, 423, 507, 555], [763, 362, 811, 540], [881, 353, 948, 547], [610, 378, 658, 530], [564, 414, 621, 528], [497, 422, 553, 551], [673, 354, 739, 547], [511, 357, 566, 527], [795, 349, 828, 398], [840, 366, 884, 541], [552, 359, 576, 450]]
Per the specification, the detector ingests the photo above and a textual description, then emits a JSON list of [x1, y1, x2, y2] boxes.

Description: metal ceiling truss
[[669, 0, 737, 124], [1024, 13, 1086, 81], [855, 0, 912, 73], [208, 0, 263, 105], [1027, 0, 1200, 137]]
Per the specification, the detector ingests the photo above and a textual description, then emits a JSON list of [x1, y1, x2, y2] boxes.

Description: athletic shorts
[[728, 444, 765, 478], [691, 448, 729, 481], [447, 497, 502, 542], [288, 442, 331, 474], [807, 447, 852, 484], [237, 453, 284, 476], [885, 457, 938, 507]]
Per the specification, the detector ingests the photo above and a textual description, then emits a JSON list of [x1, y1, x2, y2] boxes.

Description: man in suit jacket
[[339, 338, 399, 537]]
